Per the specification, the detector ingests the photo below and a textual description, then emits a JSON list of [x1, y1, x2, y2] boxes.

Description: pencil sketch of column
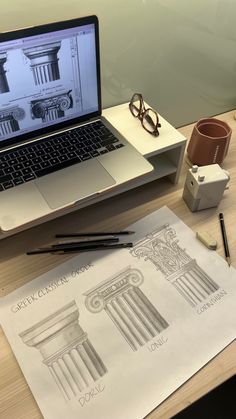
[[0, 52, 10, 93], [0, 106, 25, 135], [131, 224, 219, 307], [31, 90, 73, 122], [84, 266, 169, 352], [19, 301, 107, 401], [23, 42, 61, 85]]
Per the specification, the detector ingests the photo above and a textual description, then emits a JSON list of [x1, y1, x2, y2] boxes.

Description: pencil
[[219, 213, 231, 266], [55, 231, 135, 238], [27, 242, 133, 255], [52, 237, 119, 249]]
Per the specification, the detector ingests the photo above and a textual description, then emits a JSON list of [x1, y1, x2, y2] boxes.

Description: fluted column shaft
[[19, 301, 107, 400], [84, 266, 169, 351]]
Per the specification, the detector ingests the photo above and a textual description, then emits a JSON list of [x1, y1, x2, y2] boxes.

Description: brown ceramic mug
[[187, 118, 232, 166]]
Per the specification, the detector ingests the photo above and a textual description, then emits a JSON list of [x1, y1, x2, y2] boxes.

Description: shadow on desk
[[0, 177, 179, 262], [173, 375, 236, 419]]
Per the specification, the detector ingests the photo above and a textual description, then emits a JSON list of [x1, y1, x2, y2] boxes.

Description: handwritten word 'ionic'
[[147, 336, 168, 352]]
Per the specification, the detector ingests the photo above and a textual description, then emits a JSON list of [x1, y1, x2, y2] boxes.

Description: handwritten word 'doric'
[[78, 384, 105, 407]]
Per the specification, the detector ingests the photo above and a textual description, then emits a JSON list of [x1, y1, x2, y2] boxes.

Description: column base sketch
[[84, 266, 169, 352], [31, 90, 73, 122], [19, 301, 107, 401], [23, 42, 61, 85], [0, 106, 25, 135], [131, 224, 219, 307], [0, 52, 10, 93]]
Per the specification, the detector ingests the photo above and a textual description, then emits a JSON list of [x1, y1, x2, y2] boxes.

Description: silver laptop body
[[0, 16, 153, 232]]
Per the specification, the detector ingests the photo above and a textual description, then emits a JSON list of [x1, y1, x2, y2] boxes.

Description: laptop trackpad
[[35, 159, 116, 209]]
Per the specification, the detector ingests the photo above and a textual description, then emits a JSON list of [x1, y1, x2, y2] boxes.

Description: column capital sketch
[[0, 106, 25, 136], [23, 42, 61, 85], [31, 90, 73, 122], [131, 225, 219, 307], [84, 266, 144, 313], [19, 301, 107, 401], [84, 266, 169, 351]]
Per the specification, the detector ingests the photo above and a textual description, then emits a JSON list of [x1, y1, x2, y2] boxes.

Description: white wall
[[1, 0, 236, 126]]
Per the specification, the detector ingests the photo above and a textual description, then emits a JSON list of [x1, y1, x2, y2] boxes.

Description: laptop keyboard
[[0, 121, 124, 192]]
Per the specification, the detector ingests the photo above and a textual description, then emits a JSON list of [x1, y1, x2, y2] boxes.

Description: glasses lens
[[130, 94, 142, 117], [142, 109, 159, 135]]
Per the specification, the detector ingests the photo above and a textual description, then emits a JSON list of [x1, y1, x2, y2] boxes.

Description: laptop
[[0, 15, 153, 233]]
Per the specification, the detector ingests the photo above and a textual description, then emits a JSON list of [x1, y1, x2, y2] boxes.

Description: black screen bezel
[[0, 15, 101, 150]]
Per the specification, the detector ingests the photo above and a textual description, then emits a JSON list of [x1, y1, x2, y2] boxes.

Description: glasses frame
[[129, 93, 161, 137]]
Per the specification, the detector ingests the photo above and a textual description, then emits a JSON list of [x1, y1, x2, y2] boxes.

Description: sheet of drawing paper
[[1, 206, 236, 419]]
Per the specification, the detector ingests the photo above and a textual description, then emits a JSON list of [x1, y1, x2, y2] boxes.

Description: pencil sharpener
[[182, 164, 230, 212]]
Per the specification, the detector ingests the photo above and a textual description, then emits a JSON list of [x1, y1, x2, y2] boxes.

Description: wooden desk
[[0, 110, 235, 419]]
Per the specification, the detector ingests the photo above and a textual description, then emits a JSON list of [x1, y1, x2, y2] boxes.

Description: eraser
[[196, 231, 218, 250]]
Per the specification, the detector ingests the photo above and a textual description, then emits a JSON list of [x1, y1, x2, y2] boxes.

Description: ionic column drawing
[[0, 52, 10, 93], [0, 106, 25, 135], [19, 301, 107, 401], [31, 90, 73, 122], [131, 225, 219, 307], [84, 266, 169, 351], [23, 42, 61, 85]]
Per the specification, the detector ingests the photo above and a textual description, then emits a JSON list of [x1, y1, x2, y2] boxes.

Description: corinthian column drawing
[[84, 266, 169, 351], [0, 106, 25, 135], [31, 90, 73, 122], [19, 301, 107, 401], [0, 52, 10, 93], [23, 42, 61, 85], [131, 225, 219, 307]]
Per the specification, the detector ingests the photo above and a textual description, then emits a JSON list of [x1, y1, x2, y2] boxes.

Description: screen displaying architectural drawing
[[0, 23, 98, 142]]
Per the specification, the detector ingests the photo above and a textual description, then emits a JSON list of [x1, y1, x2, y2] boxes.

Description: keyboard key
[[14, 163, 24, 170], [80, 153, 91, 161], [0, 174, 12, 183], [3, 180, 14, 189], [12, 171, 22, 178], [4, 167, 12, 174], [90, 150, 99, 157], [22, 167, 32, 175], [0, 162, 8, 170], [23, 173, 36, 182], [107, 144, 116, 151], [13, 177, 24, 186], [50, 158, 60, 165]]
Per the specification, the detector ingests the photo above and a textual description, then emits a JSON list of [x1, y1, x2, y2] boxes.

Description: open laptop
[[0, 15, 153, 233]]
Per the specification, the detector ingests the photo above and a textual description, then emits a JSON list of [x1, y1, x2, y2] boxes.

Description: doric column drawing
[[0, 52, 10, 93], [0, 106, 25, 135], [23, 42, 61, 85], [84, 266, 169, 351], [19, 301, 107, 401], [31, 90, 73, 122], [130, 225, 219, 307]]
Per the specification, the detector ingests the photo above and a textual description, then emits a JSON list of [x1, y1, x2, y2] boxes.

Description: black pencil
[[52, 237, 119, 249], [27, 242, 133, 255], [219, 213, 231, 266], [55, 231, 135, 238]]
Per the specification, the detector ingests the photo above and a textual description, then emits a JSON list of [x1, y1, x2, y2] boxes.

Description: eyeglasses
[[129, 93, 161, 137]]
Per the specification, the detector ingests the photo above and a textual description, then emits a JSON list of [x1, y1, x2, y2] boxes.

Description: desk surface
[[1, 110, 236, 419]]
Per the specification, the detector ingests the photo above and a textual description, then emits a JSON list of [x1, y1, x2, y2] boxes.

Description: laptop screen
[[0, 16, 101, 149]]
